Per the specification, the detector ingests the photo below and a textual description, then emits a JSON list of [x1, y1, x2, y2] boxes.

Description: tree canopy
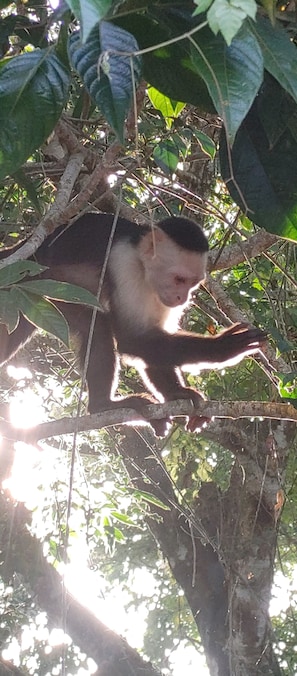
[[0, 2, 296, 675]]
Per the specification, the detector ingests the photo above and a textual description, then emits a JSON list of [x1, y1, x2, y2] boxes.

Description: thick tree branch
[[208, 229, 278, 272], [0, 151, 85, 268], [0, 136, 123, 268], [1, 399, 296, 443]]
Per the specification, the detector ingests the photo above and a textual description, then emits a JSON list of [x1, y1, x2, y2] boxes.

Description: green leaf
[[191, 128, 216, 159], [0, 261, 47, 288], [153, 139, 180, 174], [99, 21, 142, 141], [0, 0, 14, 8], [277, 372, 297, 401], [18, 280, 99, 307], [257, 73, 294, 147], [147, 87, 185, 129], [190, 23, 263, 142], [0, 50, 70, 180], [133, 490, 170, 510], [219, 92, 297, 241], [110, 511, 137, 526], [112, 527, 125, 542], [193, 0, 213, 15], [208, 0, 257, 45], [65, 0, 112, 42], [10, 287, 70, 345], [68, 22, 141, 142], [249, 16, 297, 106], [259, 0, 276, 23], [0, 290, 19, 332], [115, 13, 215, 113]]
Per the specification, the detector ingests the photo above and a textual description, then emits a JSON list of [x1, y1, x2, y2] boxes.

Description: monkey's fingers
[[218, 326, 267, 349], [221, 322, 250, 335], [221, 323, 267, 341], [235, 328, 268, 347]]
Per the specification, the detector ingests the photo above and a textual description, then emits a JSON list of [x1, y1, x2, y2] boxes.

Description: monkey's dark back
[[36, 213, 145, 266]]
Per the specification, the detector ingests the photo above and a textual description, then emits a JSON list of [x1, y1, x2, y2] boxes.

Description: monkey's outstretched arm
[[118, 323, 267, 369]]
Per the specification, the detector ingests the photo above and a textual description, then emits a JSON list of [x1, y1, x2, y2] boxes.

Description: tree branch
[[1, 399, 296, 443], [208, 229, 278, 272]]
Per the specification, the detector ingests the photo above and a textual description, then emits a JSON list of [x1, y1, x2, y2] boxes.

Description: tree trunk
[[117, 420, 295, 675]]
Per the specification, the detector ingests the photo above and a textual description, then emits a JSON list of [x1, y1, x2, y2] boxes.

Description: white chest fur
[[108, 240, 181, 332]]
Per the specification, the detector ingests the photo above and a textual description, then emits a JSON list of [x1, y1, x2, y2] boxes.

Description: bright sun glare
[[2, 367, 209, 674], [3, 367, 291, 675]]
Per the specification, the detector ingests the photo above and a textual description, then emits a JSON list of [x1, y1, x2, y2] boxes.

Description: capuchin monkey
[[0, 213, 267, 435]]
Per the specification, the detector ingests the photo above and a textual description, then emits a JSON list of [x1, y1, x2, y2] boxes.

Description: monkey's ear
[[141, 227, 167, 257]]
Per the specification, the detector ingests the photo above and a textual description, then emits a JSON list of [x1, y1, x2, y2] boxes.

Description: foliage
[[0, 1, 296, 676], [0, 50, 70, 180], [0, 2, 297, 239], [0, 261, 100, 342]]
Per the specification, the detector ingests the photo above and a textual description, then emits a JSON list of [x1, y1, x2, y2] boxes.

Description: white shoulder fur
[[108, 240, 182, 332]]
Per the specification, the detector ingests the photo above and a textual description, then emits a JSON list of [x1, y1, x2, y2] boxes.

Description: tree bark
[[116, 420, 295, 675]]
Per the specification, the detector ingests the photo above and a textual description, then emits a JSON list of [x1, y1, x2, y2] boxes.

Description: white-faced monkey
[[0, 213, 267, 435]]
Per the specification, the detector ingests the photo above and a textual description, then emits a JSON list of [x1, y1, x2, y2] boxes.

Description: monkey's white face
[[139, 228, 208, 307]]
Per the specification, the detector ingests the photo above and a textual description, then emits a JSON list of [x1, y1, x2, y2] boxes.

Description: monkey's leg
[[74, 310, 118, 413], [76, 311, 157, 428], [73, 310, 172, 435]]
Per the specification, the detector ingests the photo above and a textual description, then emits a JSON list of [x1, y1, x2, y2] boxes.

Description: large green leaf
[[68, 22, 141, 142], [257, 73, 296, 147], [10, 287, 70, 345], [190, 23, 263, 143], [206, 0, 257, 45], [0, 289, 19, 332], [219, 92, 297, 241], [0, 50, 70, 180], [115, 13, 215, 113], [19, 279, 99, 307], [65, 0, 112, 42], [0, 260, 47, 287], [249, 16, 297, 106]]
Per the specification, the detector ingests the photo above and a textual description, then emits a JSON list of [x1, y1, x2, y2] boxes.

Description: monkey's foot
[[169, 386, 211, 433]]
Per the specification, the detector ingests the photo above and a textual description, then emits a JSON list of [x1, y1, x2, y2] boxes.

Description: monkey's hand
[[213, 323, 267, 364]]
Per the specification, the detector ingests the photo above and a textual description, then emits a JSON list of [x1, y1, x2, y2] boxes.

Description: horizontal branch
[[208, 229, 278, 272], [1, 399, 296, 443]]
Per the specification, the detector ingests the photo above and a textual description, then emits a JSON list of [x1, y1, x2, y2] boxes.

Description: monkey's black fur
[[0, 213, 265, 435], [34, 213, 209, 265]]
